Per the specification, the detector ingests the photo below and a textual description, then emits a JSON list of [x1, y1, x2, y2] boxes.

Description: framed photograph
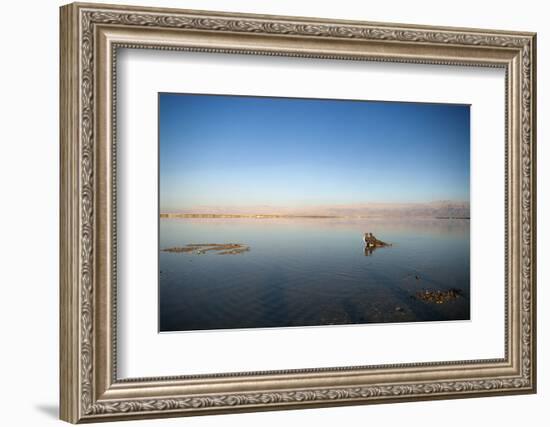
[[60, 2, 537, 423]]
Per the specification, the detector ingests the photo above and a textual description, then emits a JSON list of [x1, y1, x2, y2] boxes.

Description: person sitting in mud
[[363, 232, 390, 248], [363, 232, 374, 246]]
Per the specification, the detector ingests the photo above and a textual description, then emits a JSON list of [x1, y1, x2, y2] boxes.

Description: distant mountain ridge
[[162, 201, 470, 218]]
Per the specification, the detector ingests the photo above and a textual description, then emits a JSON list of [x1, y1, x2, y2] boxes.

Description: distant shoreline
[[160, 213, 470, 220], [160, 213, 340, 219]]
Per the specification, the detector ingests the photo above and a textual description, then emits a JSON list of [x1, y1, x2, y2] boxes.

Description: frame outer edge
[[59, 2, 537, 422], [60, 3, 81, 424], [529, 33, 537, 393], [68, 1, 536, 37]]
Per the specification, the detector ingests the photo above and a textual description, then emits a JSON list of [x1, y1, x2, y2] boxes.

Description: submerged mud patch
[[415, 288, 462, 304], [163, 243, 250, 255]]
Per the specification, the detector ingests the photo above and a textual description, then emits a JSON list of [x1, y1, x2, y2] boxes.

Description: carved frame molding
[[60, 2, 536, 423]]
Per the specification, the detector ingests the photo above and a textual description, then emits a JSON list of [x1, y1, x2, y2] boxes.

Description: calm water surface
[[159, 218, 470, 331]]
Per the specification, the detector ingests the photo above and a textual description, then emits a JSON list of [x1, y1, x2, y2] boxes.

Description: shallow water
[[159, 218, 470, 332]]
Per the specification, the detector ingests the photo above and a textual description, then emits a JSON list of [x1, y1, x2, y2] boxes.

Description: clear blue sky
[[159, 93, 470, 211]]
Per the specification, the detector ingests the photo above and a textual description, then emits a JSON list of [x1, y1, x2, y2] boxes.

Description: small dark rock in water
[[416, 288, 462, 304]]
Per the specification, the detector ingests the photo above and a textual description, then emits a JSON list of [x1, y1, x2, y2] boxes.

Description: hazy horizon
[[159, 201, 470, 221], [159, 93, 470, 212], [160, 199, 468, 213]]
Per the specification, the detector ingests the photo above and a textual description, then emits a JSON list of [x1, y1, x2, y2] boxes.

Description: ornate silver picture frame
[[60, 2, 536, 423]]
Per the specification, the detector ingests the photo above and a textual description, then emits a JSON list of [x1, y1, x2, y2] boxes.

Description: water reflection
[[363, 246, 382, 256], [159, 217, 470, 332]]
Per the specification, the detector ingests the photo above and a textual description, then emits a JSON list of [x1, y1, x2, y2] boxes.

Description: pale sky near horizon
[[159, 93, 470, 212]]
